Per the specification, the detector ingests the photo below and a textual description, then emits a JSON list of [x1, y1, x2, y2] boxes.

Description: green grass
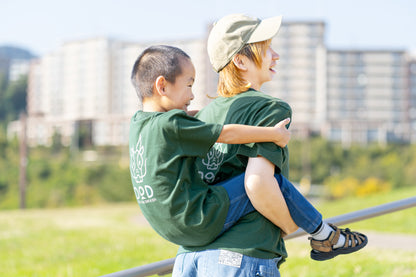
[[282, 186, 416, 277], [314, 185, 416, 234], [1, 187, 415, 277], [0, 204, 178, 277], [282, 241, 416, 277]]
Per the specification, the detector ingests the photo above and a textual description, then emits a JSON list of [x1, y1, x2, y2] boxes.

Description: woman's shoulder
[[233, 90, 291, 110]]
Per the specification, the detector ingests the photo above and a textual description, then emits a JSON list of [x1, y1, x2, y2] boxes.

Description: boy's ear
[[155, 76, 167, 96], [232, 54, 248, 71]]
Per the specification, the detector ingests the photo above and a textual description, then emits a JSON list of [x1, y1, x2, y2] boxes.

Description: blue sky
[[1, 0, 415, 56]]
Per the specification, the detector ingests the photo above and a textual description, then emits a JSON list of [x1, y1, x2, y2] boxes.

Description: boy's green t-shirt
[[129, 109, 229, 247], [178, 89, 292, 260]]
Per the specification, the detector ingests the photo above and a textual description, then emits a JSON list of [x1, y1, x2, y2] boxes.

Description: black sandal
[[309, 223, 368, 261]]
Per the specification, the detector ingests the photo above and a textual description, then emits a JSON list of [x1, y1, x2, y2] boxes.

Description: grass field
[[1, 187, 415, 277]]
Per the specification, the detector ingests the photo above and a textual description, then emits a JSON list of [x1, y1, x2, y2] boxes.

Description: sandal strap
[[309, 223, 341, 252], [310, 224, 368, 261], [340, 227, 365, 248]]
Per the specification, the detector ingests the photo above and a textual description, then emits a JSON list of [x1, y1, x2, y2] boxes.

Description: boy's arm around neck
[[216, 118, 291, 148]]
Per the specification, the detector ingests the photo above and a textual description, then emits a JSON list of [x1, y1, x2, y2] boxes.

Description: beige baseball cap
[[207, 14, 283, 72]]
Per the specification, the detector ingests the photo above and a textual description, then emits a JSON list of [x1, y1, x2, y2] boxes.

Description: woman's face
[[259, 45, 280, 87], [246, 45, 280, 90]]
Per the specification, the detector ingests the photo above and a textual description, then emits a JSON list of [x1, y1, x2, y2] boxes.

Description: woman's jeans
[[218, 173, 322, 234], [173, 249, 281, 277]]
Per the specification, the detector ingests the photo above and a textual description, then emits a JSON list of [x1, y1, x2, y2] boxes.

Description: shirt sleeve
[[174, 111, 223, 158], [237, 99, 292, 173]]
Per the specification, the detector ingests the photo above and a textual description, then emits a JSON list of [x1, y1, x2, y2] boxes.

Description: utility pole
[[19, 112, 27, 209]]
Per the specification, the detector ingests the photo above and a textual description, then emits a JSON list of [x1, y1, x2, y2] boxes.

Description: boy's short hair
[[131, 45, 190, 101]]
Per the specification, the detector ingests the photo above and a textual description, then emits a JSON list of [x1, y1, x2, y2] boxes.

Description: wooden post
[[19, 112, 27, 209]]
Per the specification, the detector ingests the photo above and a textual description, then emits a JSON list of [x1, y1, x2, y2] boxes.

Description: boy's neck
[[142, 98, 165, 112]]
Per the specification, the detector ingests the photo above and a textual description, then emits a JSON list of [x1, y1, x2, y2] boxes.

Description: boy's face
[[164, 58, 195, 111]]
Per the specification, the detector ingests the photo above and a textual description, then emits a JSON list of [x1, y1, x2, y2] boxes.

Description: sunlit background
[[2, 0, 416, 147], [1, 1, 416, 276]]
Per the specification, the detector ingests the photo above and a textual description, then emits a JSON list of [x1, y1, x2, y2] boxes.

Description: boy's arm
[[217, 118, 291, 148], [244, 156, 298, 235]]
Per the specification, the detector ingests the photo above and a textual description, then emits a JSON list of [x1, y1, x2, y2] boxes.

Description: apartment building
[[325, 50, 410, 145], [9, 59, 31, 81], [24, 38, 210, 146], [263, 21, 326, 137], [410, 58, 416, 142], [25, 38, 117, 146], [19, 22, 416, 146]]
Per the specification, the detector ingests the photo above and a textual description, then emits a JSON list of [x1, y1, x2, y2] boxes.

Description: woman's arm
[[244, 156, 298, 235], [217, 118, 290, 148]]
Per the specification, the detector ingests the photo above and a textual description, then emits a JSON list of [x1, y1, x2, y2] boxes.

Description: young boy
[[129, 45, 293, 246]]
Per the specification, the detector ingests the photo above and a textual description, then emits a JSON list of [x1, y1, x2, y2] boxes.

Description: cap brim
[[247, 15, 283, 43]]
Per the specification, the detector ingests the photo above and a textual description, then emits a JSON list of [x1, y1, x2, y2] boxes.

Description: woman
[[173, 14, 367, 277]]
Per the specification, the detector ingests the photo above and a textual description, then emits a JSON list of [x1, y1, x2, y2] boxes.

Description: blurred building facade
[[9, 59, 31, 81], [410, 59, 416, 142], [263, 21, 327, 138], [17, 21, 416, 146], [324, 50, 410, 145], [22, 37, 210, 146]]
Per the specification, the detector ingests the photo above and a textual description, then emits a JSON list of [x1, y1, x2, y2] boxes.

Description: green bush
[[1, 130, 416, 209], [289, 137, 416, 194], [325, 176, 391, 199]]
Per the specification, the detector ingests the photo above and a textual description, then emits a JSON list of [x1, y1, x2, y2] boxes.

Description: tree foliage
[[288, 137, 416, 198], [0, 138, 134, 209], [0, 73, 27, 122], [0, 132, 415, 209]]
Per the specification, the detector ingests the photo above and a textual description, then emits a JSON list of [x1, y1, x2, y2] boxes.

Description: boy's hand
[[273, 118, 291, 147]]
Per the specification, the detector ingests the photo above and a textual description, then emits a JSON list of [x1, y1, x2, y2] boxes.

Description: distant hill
[[0, 45, 36, 60], [0, 45, 36, 78]]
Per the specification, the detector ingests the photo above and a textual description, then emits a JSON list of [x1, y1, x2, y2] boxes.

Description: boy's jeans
[[172, 174, 319, 277], [173, 249, 281, 277], [218, 173, 322, 234]]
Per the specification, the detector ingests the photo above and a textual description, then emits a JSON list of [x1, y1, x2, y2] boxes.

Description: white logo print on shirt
[[199, 143, 225, 183], [130, 135, 155, 203], [130, 135, 147, 183]]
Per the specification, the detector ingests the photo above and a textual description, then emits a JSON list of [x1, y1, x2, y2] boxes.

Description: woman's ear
[[232, 54, 248, 71], [155, 76, 167, 96]]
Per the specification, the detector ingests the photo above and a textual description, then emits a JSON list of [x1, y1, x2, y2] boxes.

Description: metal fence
[[100, 196, 416, 277]]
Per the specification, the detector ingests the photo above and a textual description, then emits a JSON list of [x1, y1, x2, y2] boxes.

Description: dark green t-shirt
[[178, 89, 291, 260], [129, 109, 229, 246]]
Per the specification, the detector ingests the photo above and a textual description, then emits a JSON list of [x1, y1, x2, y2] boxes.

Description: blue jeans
[[218, 173, 322, 234], [172, 249, 281, 277]]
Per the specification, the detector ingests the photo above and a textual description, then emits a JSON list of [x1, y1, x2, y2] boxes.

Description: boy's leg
[[215, 173, 255, 234], [217, 172, 367, 261], [216, 172, 323, 235], [274, 174, 368, 261], [273, 174, 322, 234]]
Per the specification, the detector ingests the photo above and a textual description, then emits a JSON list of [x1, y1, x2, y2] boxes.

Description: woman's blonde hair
[[217, 39, 271, 97]]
